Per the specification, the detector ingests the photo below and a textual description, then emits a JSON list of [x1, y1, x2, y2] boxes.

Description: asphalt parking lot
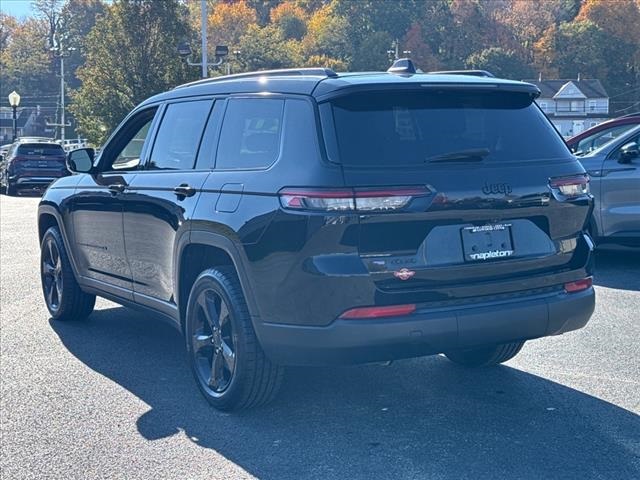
[[1, 194, 639, 480]]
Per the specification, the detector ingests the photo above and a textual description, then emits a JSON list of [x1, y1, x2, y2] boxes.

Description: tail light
[[549, 174, 589, 198], [279, 186, 430, 212], [339, 304, 417, 319], [564, 277, 592, 293]]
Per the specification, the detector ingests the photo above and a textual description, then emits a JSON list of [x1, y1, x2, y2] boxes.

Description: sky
[[0, 0, 33, 18]]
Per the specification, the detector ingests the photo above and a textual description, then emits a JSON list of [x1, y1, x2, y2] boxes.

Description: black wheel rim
[[42, 237, 63, 312], [191, 288, 236, 395]]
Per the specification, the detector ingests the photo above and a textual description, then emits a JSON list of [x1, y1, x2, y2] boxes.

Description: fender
[[175, 229, 262, 322], [38, 203, 83, 282]]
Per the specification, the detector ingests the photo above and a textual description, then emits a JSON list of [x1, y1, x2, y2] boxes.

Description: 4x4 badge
[[394, 268, 415, 281]]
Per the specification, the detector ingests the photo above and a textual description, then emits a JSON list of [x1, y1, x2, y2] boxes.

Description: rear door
[[123, 98, 215, 311], [321, 89, 592, 298]]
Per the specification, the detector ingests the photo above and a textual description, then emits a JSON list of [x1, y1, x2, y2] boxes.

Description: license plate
[[461, 224, 514, 262]]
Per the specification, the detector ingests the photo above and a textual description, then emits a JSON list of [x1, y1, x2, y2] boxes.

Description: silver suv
[[579, 124, 640, 247]]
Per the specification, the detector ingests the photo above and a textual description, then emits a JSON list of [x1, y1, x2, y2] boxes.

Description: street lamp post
[[177, 0, 230, 78], [8, 91, 20, 142]]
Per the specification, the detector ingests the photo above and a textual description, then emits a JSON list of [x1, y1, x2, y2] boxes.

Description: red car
[[566, 113, 640, 155]]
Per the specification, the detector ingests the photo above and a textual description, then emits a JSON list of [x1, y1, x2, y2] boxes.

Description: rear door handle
[[108, 183, 126, 194], [173, 184, 196, 198]]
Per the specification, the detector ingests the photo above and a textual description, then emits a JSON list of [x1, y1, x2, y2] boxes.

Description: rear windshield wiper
[[426, 148, 490, 163]]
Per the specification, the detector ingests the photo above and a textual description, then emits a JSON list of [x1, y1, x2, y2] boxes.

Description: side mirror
[[619, 142, 639, 164], [67, 148, 95, 173]]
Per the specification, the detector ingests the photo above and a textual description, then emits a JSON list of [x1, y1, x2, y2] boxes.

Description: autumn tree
[[492, 0, 581, 58], [32, 0, 64, 49], [208, 1, 258, 51], [301, 3, 351, 66], [71, 0, 196, 144], [575, 0, 640, 112], [534, 20, 610, 83], [401, 22, 440, 71]]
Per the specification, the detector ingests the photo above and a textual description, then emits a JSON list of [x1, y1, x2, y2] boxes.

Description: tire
[[40, 226, 95, 321], [444, 341, 525, 367], [6, 179, 17, 196], [185, 266, 284, 411]]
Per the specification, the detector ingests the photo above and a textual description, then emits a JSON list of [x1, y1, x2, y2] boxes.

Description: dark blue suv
[[38, 65, 596, 410]]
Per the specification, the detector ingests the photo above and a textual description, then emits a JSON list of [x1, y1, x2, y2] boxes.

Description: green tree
[[466, 47, 534, 80], [0, 17, 55, 99], [71, 0, 196, 144], [349, 30, 392, 71], [237, 24, 299, 71], [535, 20, 610, 81], [60, 0, 106, 89], [270, 1, 307, 40]]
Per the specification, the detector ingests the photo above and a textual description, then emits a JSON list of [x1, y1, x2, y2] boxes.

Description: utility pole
[[201, 0, 207, 79], [49, 35, 74, 142], [60, 50, 65, 142]]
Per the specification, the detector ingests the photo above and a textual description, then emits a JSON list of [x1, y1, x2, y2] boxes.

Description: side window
[[216, 98, 284, 170], [613, 133, 640, 161], [103, 108, 158, 172], [592, 126, 637, 152], [148, 100, 212, 171]]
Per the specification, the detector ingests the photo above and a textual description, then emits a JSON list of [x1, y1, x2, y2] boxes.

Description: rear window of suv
[[16, 143, 65, 156], [323, 90, 569, 167]]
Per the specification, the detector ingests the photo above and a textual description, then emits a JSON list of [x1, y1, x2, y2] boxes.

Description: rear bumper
[[255, 287, 595, 366], [10, 176, 63, 187]]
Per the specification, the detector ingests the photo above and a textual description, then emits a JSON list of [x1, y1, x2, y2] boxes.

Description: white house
[[524, 78, 609, 138]]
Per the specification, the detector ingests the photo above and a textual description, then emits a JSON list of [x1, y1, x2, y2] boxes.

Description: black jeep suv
[[38, 64, 595, 410], [2, 139, 68, 195]]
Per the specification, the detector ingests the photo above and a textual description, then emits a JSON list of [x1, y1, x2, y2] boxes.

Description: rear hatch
[[12, 143, 67, 177], [319, 88, 592, 301]]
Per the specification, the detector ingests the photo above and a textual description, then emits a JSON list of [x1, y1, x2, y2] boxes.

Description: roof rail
[[175, 68, 338, 89], [428, 69, 496, 78]]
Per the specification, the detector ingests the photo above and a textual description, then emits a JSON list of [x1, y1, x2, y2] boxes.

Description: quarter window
[[148, 100, 213, 171], [216, 98, 284, 170]]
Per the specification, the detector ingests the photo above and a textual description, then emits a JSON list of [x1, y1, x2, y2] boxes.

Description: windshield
[[582, 125, 640, 157], [16, 143, 65, 156], [325, 90, 570, 167]]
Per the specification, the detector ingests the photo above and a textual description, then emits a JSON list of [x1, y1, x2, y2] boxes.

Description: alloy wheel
[[191, 288, 237, 395], [42, 237, 63, 312]]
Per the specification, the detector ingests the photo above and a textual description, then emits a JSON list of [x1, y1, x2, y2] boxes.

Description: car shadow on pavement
[[594, 250, 640, 291], [50, 307, 639, 480]]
